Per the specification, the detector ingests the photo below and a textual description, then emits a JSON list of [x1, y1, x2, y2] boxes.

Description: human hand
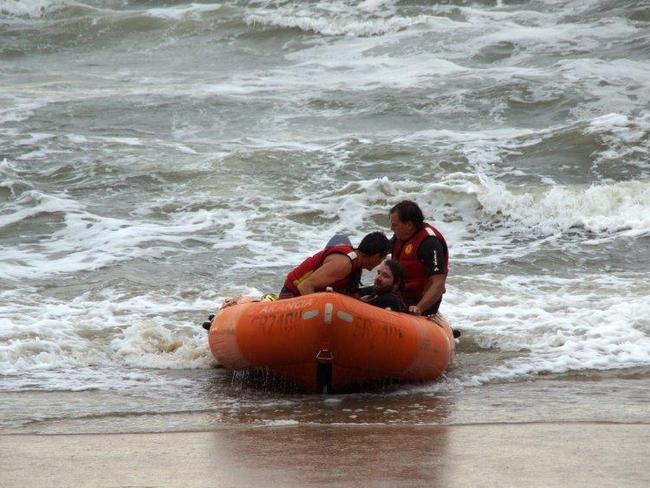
[[408, 305, 421, 315]]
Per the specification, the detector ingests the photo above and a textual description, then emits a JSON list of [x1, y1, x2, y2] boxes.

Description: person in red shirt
[[389, 200, 449, 316], [279, 232, 390, 299]]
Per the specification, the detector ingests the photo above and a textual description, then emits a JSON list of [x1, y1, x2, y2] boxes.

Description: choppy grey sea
[[1, 0, 649, 433]]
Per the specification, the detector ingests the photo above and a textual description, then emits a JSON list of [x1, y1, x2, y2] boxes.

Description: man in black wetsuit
[[358, 259, 407, 312]]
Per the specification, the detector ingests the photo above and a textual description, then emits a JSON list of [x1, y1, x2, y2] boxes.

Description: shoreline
[[2, 423, 648, 488], [1, 418, 648, 435]]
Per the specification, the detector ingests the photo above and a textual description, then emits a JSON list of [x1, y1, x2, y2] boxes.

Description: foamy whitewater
[[1, 0, 649, 433]]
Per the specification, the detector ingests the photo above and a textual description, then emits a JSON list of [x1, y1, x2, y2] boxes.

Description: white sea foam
[[358, 0, 395, 12], [143, 167, 650, 276], [0, 190, 220, 281], [259, 419, 300, 427], [462, 6, 640, 52], [2, 0, 649, 398], [0, 0, 56, 18], [0, 286, 217, 383], [0, 99, 45, 125], [65, 134, 88, 144], [585, 112, 650, 169], [393, 114, 650, 242], [1, 181, 648, 389], [0, 0, 216, 20], [475, 178, 650, 238], [145, 3, 222, 20], [557, 59, 650, 118], [245, 13, 441, 37], [444, 274, 650, 385], [227, 39, 466, 96]]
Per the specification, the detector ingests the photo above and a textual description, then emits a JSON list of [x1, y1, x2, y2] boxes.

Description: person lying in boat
[[358, 259, 407, 312], [279, 231, 390, 299], [389, 200, 449, 316]]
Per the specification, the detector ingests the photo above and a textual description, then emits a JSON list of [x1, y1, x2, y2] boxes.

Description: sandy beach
[[2, 423, 648, 488]]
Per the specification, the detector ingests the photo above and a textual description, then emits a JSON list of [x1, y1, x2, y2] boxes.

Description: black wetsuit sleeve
[[367, 292, 406, 312], [357, 286, 374, 298], [417, 236, 447, 276]]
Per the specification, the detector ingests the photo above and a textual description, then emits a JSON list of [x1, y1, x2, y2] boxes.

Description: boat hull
[[208, 292, 455, 393]]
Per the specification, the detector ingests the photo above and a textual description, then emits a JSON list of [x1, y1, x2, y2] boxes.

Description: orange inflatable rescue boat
[[208, 292, 455, 393]]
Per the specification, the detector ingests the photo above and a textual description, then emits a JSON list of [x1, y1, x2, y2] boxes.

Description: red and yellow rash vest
[[284, 245, 361, 296], [392, 223, 448, 301]]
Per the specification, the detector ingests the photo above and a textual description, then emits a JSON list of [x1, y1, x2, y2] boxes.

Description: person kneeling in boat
[[279, 231, 390, 299], [389, 200, 449, 316], [358, 259, 407, 312]]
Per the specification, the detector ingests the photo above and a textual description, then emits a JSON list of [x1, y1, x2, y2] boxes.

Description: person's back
[[279, 232, 390, 299]]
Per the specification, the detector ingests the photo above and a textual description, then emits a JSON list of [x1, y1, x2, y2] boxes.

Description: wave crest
[[245, 13, 437, 37], [0, 0, 83, 19], [476, 177, 650, 238]]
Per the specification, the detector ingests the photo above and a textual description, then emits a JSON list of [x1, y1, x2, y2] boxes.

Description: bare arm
[[409, 235, 447, 315], [296, 254, 353, 295]]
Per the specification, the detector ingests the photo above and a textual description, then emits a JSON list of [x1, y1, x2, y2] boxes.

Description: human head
[[357, 231, 390, 270], [373, 259, 405, 294], [390, 200, 424, 241]]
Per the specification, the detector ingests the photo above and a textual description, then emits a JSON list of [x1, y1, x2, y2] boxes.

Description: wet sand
[[2, 423, 648, 488]]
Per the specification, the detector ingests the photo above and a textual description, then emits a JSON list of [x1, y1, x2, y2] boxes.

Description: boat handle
[[316, 349, 334, 363]]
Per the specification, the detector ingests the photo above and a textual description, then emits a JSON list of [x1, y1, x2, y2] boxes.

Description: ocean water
[[1, 0, 649, 434]]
